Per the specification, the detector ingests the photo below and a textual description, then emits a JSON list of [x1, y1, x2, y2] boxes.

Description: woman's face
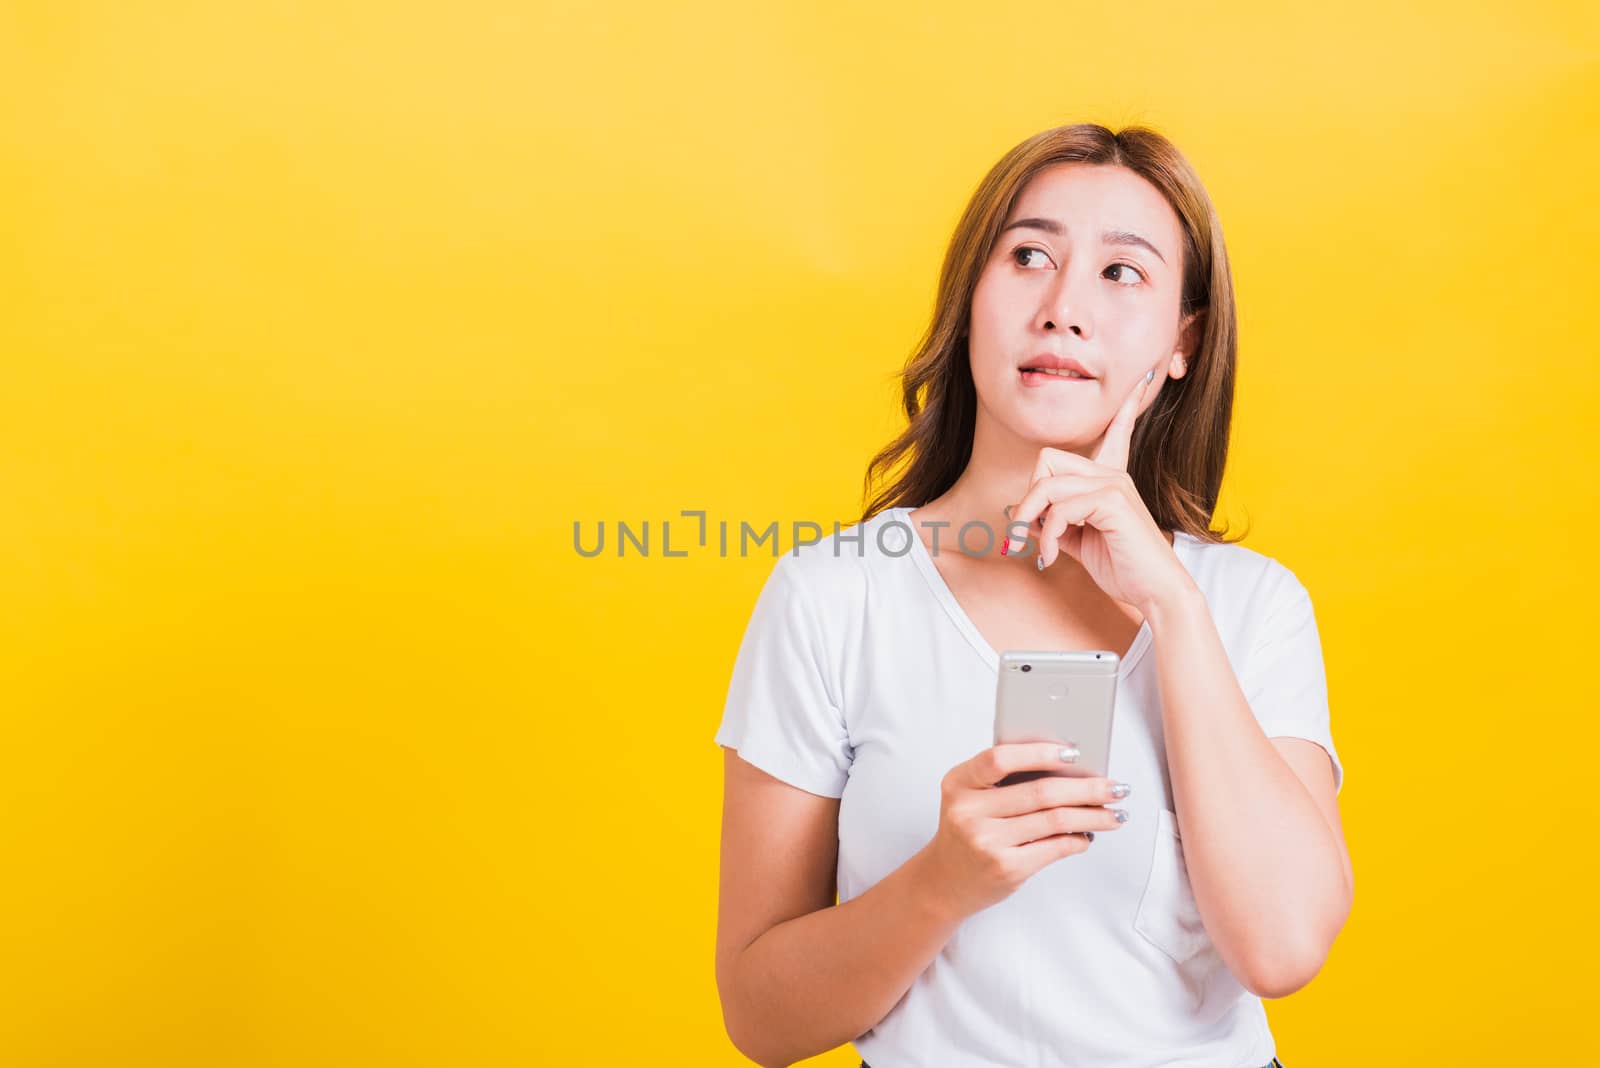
[[968, 162, 1198, 452]]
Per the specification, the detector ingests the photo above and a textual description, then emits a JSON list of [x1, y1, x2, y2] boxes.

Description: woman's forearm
[[721, 846, 962, 1068], [1144, 584, 1352, 998]]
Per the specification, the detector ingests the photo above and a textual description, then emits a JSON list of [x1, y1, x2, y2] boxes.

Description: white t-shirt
[[715, 504, 1344, 1068]]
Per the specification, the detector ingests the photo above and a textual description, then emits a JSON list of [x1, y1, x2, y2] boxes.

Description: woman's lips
[[1019, 369, 1096, 387]]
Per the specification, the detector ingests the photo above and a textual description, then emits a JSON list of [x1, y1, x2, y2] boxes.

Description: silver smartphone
[[992, 650, 1120, 787]]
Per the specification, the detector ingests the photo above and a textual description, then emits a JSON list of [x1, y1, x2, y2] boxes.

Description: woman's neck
[[910, 442, 1173, 552]]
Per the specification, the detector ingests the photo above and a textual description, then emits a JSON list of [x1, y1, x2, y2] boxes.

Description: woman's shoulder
[[1175, 530, 1315, 614], [762, 506, 913, 609]]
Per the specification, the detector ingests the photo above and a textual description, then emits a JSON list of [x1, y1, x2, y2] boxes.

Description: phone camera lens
[[1021, 664, 1031, 673]]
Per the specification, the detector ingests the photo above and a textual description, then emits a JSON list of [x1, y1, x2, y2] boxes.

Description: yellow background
[[3, 2, 1597, 1064]]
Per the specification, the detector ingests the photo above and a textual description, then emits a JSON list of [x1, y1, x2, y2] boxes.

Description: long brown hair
[[859, 123, 1245, 544]]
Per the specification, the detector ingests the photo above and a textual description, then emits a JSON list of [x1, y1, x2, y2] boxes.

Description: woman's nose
[[1038, 268, 1094, 338]]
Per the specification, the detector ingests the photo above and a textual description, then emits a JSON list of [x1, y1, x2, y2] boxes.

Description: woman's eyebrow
[[999, 217, 1167, 265]]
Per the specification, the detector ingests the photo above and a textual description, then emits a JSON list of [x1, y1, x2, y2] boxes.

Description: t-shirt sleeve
[[714, 554, 853, 799], [1239, 566, 1345, 795]]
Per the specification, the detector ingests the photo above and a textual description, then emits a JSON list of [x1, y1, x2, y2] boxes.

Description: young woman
[[714, 123, 1350, 1068]]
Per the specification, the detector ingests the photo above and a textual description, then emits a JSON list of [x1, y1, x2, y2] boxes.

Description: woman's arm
[[714, 748, 962, 1068], [1144, 584, 1353, 998]]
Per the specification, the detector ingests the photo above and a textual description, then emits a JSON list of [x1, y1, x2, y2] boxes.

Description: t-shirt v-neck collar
[[889, 504, 1187, 678]]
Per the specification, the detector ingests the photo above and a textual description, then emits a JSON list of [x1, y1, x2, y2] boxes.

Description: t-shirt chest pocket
[[1132, 808, 1211, 964]]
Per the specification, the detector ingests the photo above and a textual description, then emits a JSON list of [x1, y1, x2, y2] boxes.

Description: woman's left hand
[[1002, 368, 1194, 616]]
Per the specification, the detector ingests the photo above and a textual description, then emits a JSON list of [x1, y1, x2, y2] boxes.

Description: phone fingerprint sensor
[[1046, 682, 1070, 701]]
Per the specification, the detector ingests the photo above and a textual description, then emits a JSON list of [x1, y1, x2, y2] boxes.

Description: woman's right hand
[[918, 742, 1132, 921]]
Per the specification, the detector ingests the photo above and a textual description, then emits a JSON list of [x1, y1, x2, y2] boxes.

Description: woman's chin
[[976, 401, 1098, 452], [1013, 421, 1096, 451]]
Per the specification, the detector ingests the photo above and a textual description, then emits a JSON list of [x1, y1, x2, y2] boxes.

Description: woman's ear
[[1170, 310, 1205, 379]]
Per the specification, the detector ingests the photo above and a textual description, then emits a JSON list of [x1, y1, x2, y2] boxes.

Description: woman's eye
[[1011, 247, 1144, 285], [1105, 263, 1145, 286]]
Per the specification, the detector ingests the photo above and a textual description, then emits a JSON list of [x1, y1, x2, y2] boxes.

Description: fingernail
[[1112, 808, 1130, 823], [1000, 538, 1009, 556], [1110, 782, 1131, 798], [1145, 368, 1155, 383], [1060, 746, 1079, 763]]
